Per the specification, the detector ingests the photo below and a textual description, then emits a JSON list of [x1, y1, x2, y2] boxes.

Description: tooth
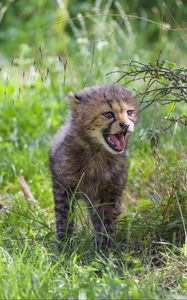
[[108, 137, 114, 145]]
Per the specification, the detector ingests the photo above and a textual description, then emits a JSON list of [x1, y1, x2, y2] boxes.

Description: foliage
[[0, 0, 187, 299], [0, 0, 69, 57], [108, 60, 187, 124]]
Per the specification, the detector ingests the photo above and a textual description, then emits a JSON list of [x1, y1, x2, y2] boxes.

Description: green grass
[[0, 2, 187, 299]]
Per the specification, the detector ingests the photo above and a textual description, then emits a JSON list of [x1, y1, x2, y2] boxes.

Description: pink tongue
[[109, 132, 125, 151]]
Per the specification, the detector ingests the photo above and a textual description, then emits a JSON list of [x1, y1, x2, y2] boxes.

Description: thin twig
[[18, 176, 38, 206]]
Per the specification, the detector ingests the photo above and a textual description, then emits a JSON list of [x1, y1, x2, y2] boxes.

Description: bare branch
[[107, 60, 187, 129]]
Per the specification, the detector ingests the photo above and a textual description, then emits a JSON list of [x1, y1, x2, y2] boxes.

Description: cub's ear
[[67, 92, 81, 110]]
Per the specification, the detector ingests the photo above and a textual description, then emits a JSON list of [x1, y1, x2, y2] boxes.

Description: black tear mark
[[103, 117, 116, 135]]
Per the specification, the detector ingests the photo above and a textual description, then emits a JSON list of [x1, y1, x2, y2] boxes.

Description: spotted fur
[[49, 83, 138, 249]]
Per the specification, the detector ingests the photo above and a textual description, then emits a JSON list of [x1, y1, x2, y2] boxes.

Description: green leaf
[[166, 102, 175, 117]]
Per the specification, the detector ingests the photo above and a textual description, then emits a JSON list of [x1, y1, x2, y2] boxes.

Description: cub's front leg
[[52, 178, 75, 247], [89, 200, 122, 248]]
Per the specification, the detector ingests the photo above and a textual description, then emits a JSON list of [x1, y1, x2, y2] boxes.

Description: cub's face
[[68, 84, 138, 154]]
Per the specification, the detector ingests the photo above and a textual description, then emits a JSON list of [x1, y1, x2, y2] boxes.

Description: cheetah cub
[[49, 83, 138, 249]]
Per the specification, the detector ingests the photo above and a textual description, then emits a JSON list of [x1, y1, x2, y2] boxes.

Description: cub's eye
[[103, 111, 115, 119], [127, 110, 134, 117]]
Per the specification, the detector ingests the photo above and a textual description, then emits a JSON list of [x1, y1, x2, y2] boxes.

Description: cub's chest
[[78, 156, 126, 200], [62, 143, 126, 189], [82, 155, 125, 186]]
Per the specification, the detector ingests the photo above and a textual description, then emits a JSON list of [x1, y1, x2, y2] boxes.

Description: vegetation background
[[0, 0, 186, 299]]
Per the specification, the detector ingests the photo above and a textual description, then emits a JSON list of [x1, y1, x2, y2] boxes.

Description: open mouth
[[103, 131, 128, 152]]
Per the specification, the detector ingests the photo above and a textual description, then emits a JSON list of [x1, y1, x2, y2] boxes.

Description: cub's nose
[[119, 123, 129, 131]]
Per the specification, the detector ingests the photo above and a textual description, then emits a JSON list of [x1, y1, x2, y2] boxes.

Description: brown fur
[[49, 83, 138, 249]]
